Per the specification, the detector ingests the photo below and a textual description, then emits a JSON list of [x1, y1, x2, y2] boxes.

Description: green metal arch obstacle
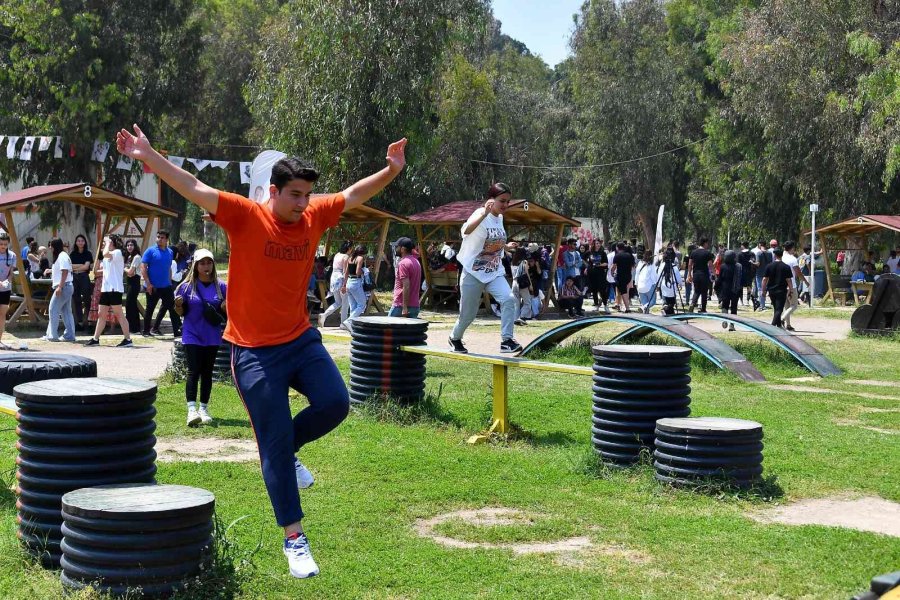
[[607, 313, 841, 377], [519, 314, 766, 382]]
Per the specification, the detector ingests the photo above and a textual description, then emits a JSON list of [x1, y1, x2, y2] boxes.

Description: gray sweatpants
[[450, 270, 517, 342]]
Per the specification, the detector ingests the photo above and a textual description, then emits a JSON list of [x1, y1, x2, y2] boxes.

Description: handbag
[[200, 282, 227, 327]]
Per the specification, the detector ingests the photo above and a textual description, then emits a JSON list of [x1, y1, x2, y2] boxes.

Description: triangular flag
[[19, 137, 36, 161], [116, 155, 134, 171], [38, 136, 52, 151], [187, 158, 211, 172], [91, 140, 110, 162], [54, 137, 64, 158], [6, 136, 19, 160], [167, 155, 185, 168], [209, 160, 230, 169], [240, 162, 252, 184], [0, 136, 5, 148]]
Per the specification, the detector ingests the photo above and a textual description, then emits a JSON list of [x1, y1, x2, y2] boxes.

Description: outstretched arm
[[342, 138, 407, 211], [116, 125, 219, 215]]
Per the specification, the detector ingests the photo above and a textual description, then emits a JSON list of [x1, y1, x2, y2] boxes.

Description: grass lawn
[[0, 328, 898, 599]]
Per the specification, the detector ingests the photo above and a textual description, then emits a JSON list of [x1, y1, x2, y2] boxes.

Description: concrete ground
[[0, 302, 852, 379]]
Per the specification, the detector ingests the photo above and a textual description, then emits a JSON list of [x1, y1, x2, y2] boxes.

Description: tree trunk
[[637, 212, 655, 252]]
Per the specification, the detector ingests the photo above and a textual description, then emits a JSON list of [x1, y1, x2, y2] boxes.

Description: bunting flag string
[[1, 133, 257, 185]]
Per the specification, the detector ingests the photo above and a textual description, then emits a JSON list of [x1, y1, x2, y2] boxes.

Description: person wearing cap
[[449, 182, 523, 354], [389, 237, 422, 318], [174, 249, 227, 427], [116, 123, 407, 579]]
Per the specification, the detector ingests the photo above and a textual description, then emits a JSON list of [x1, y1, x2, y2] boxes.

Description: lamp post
[[810, 203, 819, 308]]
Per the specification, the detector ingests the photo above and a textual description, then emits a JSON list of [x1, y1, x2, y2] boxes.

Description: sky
[[491, 0, 584, 67]]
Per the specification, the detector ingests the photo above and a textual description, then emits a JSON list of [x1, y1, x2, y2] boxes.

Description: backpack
[[362, 268, 375, 292]]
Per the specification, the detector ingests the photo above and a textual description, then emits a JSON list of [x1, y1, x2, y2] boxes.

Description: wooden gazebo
[[804, 214, 900, 302], [320, 202, 407, 313], [407, 200, 580, 309], [0, 183, 179, 325]]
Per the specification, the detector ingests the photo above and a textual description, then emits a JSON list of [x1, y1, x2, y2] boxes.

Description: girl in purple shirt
[[175, 249, 226, 427]]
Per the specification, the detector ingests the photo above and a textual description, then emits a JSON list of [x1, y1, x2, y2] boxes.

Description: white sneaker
[[283, 533, 319, 578], [295, 458, 314, 489], [187, 407, 201, 427], [198, 405, 213, 425]]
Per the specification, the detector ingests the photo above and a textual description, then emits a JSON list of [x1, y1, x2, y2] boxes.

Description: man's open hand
[[386, 138, 407, 173], [116, 124, 153, 161]]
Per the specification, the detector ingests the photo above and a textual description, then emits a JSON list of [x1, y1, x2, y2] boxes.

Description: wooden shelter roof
[[339, 201, 406, 223], [0, 183, 179, 218], [806, 214, 900, 236], [407, 200, 579, 227]]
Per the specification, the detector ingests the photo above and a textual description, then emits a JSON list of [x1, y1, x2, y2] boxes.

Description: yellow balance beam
[[0, 394, 17, 417]]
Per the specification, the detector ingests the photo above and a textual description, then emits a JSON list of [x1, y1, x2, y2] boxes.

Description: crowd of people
[[0, 229, 218, 346]]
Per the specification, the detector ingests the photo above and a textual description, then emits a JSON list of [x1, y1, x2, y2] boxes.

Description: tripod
[[653, 258, 686, 315]]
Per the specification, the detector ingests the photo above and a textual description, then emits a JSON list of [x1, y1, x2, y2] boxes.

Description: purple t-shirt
[[392, 255, 422, 309], [176, 280, 227, 347]]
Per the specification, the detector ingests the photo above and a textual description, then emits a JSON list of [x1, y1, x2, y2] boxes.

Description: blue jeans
[[639, 290, 656, 313], [231, 328, 349, 526], [46, 284, 75, 341], [755, 274, 767, 308], [345, 277, 367, 320], [388, 306, 420, 318]]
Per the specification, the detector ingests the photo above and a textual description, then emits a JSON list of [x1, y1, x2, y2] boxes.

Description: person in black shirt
[[611, 242, 635, 312], [715, 250, 742, 330], [761, 247, 795, 328], [68, 234, 94, 332], [586, 239, 609, 312], [687, 237, 714, 312]]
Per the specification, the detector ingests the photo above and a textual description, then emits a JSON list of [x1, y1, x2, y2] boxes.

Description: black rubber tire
[[0, 354, 96, 395]]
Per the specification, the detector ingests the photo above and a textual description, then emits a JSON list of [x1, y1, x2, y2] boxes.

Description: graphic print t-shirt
[[456, 210, 506, 284], [212, 191, 344, 347]]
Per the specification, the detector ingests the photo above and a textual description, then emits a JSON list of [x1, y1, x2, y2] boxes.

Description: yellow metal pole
[[491, 363, 508, 434]]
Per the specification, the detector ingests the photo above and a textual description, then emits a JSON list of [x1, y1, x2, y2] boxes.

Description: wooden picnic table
[[850, 280, 874, 305]]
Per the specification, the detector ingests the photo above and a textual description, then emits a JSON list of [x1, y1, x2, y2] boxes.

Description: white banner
[[654, 204, 665, 256], [6, 136, 19, 160], [19, 137, 36, 160], [91, 140, 110, 162], [38, 136, 52, 152], [209, 160, 230, 169], [54, 137, 64, 158], [116, 155, 134, 171], [187, 158, 211, 172], [167, 155, 185, 168], [239, 162, 252, 184]]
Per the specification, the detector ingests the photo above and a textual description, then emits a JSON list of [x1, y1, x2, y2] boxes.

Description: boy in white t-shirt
[[449, 183, 522, 354]]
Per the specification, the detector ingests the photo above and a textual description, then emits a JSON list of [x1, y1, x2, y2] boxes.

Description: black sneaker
[[448, 337, 468, 354], [149, 328, 162, 336], [500, 338, 523, 354], [117, 339, 133, 348], [84, 338, 100, 347], [786, 325, 796, 332]]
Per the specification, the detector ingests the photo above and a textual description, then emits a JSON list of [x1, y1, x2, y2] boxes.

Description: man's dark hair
[[567, 238, 577, 244], [616, 242, 625, 250], [108, 233, 124, 251], [488, 182, 511, 199], [783, 240, 795, 251], [803, 246, 811, 253], [740, 241, 749, 249], [271, 157, 320, 191], [25, 236, 34, 244], [774, 247, 784, 258], [758, 239, 766, 247], [157, 230, 169, 239], [698, 237, 709, 246]]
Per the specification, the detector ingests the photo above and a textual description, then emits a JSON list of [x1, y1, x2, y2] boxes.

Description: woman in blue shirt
[[175, 248, 226, 427]]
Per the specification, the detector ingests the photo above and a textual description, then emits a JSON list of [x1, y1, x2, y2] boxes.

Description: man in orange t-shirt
[[116, 124, 407, 579]]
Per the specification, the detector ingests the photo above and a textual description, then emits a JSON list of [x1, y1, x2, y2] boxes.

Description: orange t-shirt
[[211, 191, 345, 347]]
